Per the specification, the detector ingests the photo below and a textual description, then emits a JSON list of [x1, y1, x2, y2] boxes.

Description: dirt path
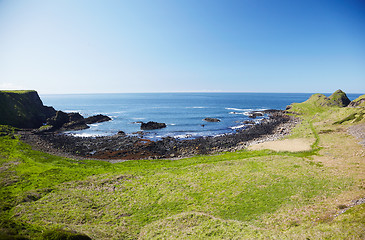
[[247, 138, 314, 152]]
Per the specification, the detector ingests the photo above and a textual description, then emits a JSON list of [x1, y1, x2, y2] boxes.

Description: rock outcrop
[[348, 94, 365, 107], [85, 114, 112, 124], [248, 112, 264, 119], [286, 89, 351, 110], [0, 90, 56, 128], [0, 90, 112, 131], [328, 89, 351, 107], [140, 121, 166, 130], [203, 118, 221, 122], [42, 112, 112, 132]]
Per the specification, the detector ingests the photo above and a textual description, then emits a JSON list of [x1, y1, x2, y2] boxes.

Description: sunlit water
[[40, 92, 361, 140]]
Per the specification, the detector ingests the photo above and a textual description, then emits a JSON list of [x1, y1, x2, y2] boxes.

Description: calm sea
[[40, 92, 361, 139]]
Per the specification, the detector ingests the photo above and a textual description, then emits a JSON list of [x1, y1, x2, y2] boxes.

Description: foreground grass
[[1, 101, 365, 239]]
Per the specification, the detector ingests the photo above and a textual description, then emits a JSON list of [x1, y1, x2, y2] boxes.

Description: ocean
[[40, 92, 361, 140]]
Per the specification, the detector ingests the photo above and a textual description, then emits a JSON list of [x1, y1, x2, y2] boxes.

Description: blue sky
[[0, 0, 364, 94]]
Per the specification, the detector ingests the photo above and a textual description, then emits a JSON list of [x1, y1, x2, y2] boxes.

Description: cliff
[[0, 90, 56, 128]]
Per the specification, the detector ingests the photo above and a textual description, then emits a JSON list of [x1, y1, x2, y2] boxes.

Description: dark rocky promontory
[[0, 90, 111, 132], [0, 90, 56, 128]]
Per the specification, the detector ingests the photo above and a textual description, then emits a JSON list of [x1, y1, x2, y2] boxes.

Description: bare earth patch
[[248, 138, 314, 152], [347, 123, 365, 147]]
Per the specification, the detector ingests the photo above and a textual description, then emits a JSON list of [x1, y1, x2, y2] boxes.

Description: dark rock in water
[[203, 118, 221, 122], [0, 90, 56, 128], [243, 120, 255, 124], [141, 121, 166, 130], [85, 114, 112, 124], [47, 111, 69, 128], [117, 131, 126, 136], [285, 105, 292, 110], [248, 112, 264, 119]]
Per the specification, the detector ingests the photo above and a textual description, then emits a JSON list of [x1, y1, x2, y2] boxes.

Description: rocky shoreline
[[19, 110, 299, 161]]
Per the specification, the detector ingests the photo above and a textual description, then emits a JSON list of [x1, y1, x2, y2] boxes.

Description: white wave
[[132, 117, 145, 120], [110, 111, 125, 114], [225, 108, 251, 111], [64, 110, 83, 113], [186, 106, 207, 109], [168, 123, 176, 126], [230, 124, 246, 130], [229, 112, 247, 115], [174, 133, 198, 138], [70, 133, 104, 137]]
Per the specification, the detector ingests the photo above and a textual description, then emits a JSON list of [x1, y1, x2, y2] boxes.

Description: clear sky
[[0, 0, 364, 94]]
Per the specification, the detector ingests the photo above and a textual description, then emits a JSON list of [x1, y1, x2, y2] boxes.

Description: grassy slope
[[1, 100, 365, 239]]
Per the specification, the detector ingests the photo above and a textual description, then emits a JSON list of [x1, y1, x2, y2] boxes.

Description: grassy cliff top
[[289, 89, 352, 115], [0, 90, 55, 128], [0, 90, 36, 94]]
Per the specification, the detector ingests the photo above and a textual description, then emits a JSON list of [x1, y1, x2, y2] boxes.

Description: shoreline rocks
[[20, 110, 298, 161]]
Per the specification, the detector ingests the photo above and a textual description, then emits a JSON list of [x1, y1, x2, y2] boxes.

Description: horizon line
[[37, 91, 364, 95]]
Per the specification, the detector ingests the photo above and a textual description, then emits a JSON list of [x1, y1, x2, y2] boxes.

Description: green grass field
[[1, 99, 364, 239]]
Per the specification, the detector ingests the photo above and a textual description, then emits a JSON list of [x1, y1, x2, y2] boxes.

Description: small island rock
[[85, 114, 112, 124], [141, 121, 167, 130], [203, 118, 221, 122]]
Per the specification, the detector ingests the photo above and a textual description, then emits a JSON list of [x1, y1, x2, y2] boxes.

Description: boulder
[[140, 121, 167, 130], [203, 118, 221, 122], [243, 120, 255, 124], [117, 131, 126, 136], [85, 114, 112, 124], [248, 112, 264, 119]]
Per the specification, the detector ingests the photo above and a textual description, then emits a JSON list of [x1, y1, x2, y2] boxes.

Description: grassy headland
[[0, 91, 364, 239], [0, 90, 55, 129]]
